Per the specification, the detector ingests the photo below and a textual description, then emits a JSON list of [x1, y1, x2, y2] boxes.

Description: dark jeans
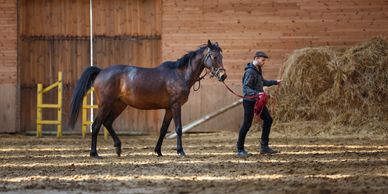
[[237, 100, 273, 150]]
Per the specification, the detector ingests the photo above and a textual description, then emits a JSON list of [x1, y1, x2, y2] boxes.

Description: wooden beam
[[166, 99, 243, 139]]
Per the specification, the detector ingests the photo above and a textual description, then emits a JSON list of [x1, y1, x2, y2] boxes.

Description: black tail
[[68, 66, 101, 129]]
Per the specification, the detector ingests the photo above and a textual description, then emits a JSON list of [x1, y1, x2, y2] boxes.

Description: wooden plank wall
[[14, 0, 388, 133], [19, 0, 90, 36], [93, 0, 161, 36], [19, 0, 90, 132], [0, 0, 17, 133], [18, 0, 162, 133], [162, 0, 388, 132]]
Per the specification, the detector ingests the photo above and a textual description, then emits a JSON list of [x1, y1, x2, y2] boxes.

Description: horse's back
[[93, 64, 173, 109]]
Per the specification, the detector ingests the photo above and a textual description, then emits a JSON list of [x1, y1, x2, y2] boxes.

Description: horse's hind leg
[[103, 100, 127, 157], [90, 105, 110, 159], [154, 109, 173, 157]]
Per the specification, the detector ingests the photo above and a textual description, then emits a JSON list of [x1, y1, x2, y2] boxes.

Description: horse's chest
[[167, 82, 190, 104]]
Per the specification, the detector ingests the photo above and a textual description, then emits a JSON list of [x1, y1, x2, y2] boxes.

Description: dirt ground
[[0, 131, 387, 194]]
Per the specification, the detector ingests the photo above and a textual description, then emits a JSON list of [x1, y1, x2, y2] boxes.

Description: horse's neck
[[184, 55, 205, 88]]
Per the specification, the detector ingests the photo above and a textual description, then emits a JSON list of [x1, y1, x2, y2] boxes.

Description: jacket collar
[[245, 62, 262, 74]]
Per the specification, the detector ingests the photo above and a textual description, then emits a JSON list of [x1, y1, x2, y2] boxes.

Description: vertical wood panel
[[19, 0, 91, 132], [93, 0, 161, 36], [19, 0, 162, 133], [19, 0, 90, 36], [19, 40, 90, 132]]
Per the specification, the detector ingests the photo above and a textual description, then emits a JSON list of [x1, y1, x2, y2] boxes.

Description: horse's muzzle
[[218, 72, 227, 82], [211, 67, 227, 82]]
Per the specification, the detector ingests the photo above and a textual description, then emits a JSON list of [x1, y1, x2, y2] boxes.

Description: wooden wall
[[93, 0, 161, 36], [18, 0, 162, 133], [12, 0, 388, 133], [0, 0, 17, 133], [162, 0, 388, 132], [19, 0, 90, 36]]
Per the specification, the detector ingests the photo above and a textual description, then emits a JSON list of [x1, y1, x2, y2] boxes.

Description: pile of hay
[[268, 37, 388, 137]]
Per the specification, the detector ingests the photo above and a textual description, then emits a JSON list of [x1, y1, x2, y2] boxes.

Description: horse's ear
[[215, 42, 219, 47], [207, 40, 212, 47]]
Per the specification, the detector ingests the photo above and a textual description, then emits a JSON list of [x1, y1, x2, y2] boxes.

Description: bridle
[[193, 48, 225, 91], [202, 48, 225, 80]]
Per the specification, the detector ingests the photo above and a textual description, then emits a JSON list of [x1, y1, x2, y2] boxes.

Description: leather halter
[[193, 48, 224, 91], [202, 48, 225, 79]]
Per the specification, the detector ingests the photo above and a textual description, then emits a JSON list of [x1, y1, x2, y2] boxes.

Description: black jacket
[[242, 63, 278, 101]]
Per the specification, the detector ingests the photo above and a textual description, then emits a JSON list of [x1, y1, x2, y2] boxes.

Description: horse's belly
[[120, 96, 169, 110], [118, 75, 189, 110]]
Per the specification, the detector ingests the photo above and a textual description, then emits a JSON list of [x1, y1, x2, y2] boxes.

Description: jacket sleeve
[[243, 70, 259, 96], [263, 79, 278, 86]]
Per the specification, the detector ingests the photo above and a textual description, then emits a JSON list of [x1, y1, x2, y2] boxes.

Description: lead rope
[[222, 81, 254, 99], [193, 69, 209, 91], [193, 51, 211, 91], [222, 81, 269, 117]]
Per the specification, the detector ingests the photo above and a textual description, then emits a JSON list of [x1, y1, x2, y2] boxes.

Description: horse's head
[[202, 40, 227, 82]]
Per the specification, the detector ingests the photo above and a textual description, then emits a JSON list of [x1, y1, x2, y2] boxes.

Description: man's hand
[[254, 92, 263, 99], [277, 80, 282, 84], [255, 92, 268, 100]]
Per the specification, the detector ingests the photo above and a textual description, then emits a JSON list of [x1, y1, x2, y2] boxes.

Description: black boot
[[236, 149, 251, 157], [260, 140, 279, 154]]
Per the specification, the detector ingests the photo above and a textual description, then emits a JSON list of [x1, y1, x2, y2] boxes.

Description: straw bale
[[267, 37, 388, 137]]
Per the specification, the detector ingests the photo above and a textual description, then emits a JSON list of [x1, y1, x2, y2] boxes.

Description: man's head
[[253, 51, 269, 67]]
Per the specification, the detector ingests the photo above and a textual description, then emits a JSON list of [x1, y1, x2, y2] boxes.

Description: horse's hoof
[[90, 153, 102, 159], [177, 150, 186, 158], [115, 146, 121, 157], [155, 150, 163, 157], [178, 153, 186, 158]]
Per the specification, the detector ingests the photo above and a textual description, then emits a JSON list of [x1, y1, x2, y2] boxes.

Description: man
[[236, 51, 281, 157]]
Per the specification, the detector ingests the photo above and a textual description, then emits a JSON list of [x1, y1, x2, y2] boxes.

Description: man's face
[[254, 57, 267, 67]]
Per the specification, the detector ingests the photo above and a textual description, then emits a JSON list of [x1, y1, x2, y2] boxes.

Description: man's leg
[[260, 106, 279, 154], [236, 100, 255, 156]]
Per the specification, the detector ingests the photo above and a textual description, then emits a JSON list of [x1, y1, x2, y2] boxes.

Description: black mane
[[175, 50, 197, 68], [160, 48, 203, 69], [160, 43, 222, 69]]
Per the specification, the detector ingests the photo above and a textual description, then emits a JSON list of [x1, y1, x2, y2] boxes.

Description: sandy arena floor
[[0, 132, 387, 194]]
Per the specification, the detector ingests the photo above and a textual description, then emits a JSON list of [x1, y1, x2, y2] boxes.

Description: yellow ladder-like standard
[[82, 88, 108, 140], [36, 72, 62, 138]]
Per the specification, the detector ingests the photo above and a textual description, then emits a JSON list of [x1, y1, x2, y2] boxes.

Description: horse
[[69, 40, 227, 158]]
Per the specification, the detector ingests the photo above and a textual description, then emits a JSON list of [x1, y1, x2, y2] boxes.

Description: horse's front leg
[[154, 109, 173, 157], [172, 105, 185, 157]]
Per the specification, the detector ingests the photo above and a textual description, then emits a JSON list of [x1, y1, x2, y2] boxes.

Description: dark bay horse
[[69, 40, 227, 158]]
